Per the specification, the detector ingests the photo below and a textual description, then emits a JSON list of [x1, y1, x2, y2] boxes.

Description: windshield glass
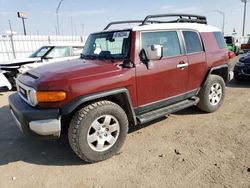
[[224, 37, 233, 44], [81, 30, 131, 60], [46, 47, 70, 58], [30, 46, 53, 58]]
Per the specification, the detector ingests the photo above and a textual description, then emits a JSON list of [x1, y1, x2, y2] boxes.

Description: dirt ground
[[0, 58, 250, 188]]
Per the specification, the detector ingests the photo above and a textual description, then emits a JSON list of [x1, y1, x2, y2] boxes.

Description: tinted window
[[183, 31, 203, 53], [214, 32, 227, 49], [142, 31, 181, 57]]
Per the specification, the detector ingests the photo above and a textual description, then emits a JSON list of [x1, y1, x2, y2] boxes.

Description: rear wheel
[[68, 100, 128, 163], [197, 75, 225, 113]]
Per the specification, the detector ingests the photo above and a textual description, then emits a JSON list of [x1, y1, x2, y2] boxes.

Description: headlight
[[36, 91, 67, 103], [236, 61, 245, 67], [28, 89, 38, 106]]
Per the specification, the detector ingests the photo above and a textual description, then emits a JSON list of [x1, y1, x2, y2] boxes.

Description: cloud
[[0, 11, 16, 16], [161, 5, 203, 14], [65, 8, 109, 16], [42, 8, 109, 17]]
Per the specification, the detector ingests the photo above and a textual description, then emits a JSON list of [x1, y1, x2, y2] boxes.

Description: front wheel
[[68, 100, 128, 163], [197, 75, 225, 113]]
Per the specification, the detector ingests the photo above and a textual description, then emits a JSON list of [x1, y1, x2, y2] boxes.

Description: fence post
[[48, 36, 51, 44]]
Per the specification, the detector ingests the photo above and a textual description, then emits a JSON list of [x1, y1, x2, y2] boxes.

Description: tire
[[68, 100, 128, 163], [197, 75, 225, 113]]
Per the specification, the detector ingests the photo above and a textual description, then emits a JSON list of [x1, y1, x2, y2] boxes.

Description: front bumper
[[0, 71, 12, 90], [234, 66, 250, 80], [9, 93, 61, 138]]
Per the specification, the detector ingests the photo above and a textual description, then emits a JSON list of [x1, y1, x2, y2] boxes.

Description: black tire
[[197, 75, 225, 113], [68, 100, 128, 163]]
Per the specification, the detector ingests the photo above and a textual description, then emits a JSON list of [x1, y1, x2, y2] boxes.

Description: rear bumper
[[9, 93, 61, 138], [0, 71, 12, 90]]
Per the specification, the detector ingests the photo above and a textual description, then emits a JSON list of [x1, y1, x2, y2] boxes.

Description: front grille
[[18, 85, 28, 100], [16, 79, 37, 106]]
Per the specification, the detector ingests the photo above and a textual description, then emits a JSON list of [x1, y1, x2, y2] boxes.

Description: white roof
[[132, 23, 221, 33]]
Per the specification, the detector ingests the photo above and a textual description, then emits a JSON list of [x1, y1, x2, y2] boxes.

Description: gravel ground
[[0, 58, 249, 188]]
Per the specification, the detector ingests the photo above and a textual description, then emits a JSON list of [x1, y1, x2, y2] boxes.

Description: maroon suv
[[9, 14, 234, 162]]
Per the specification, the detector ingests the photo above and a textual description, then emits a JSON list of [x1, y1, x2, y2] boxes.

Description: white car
[[0, 44, 84, 90]]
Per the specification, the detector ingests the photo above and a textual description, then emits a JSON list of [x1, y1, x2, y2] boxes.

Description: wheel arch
[[201, 64, 229, 87], [60, 88, 137, 129]]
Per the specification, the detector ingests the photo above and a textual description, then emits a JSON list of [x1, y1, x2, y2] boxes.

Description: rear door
[[182, 30, 207, 91], [136, 30, 189, 112]]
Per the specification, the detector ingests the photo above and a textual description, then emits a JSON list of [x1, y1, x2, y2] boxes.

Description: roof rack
[[104, 20, 144, 30], [104, 14, 207, 30], [142, 14, 207, 25]]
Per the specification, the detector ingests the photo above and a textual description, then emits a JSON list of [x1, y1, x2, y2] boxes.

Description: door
[[182, 30, 206, 91], [136, 30, 189, 111]]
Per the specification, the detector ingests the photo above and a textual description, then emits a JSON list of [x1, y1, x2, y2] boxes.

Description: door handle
[[177, 62, 188, 68]]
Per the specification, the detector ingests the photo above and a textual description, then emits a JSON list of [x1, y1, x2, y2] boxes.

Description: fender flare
[[60, 88, 137, 125], [201, 64, 229, 87]]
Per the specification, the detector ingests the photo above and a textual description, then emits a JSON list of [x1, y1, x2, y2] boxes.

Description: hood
[[0, 57, 41, 69], [239, 54, 250, 63], [26, 58, 123, 84]]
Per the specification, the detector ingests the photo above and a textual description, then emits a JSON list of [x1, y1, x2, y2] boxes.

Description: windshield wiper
[[81, 54, 97, 60]]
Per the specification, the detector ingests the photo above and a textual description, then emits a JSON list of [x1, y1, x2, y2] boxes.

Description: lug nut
[[106, 128, 109, 131]]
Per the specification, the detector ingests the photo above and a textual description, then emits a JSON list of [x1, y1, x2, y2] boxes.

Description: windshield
[[30, 46, 53, 58], [224, 37, 233, 44], [81, 30, 131, 60]]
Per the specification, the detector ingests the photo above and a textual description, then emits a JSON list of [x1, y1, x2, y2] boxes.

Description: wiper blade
[[81, 54, 97, 60]]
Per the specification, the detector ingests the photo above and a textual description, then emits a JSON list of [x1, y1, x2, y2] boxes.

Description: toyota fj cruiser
[[9, 14, 234, 162]]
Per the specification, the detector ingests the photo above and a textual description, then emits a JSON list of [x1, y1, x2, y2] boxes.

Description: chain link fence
[[0, 35, 86, 64]]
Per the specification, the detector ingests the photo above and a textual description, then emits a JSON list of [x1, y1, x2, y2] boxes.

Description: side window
[[183, 31, 203, 53], [214, 32, 227, 49], [142, 31, 181, 57]]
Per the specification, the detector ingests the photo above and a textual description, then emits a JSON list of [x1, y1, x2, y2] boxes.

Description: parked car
[[0, 44, 84, 90], [9, 14, 234, 163], [241, 37, 250, 53], [224, 36, 240, 55], [234, 52, 250, 81]]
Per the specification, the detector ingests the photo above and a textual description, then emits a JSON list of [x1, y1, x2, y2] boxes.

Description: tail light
[[228, 51, 235, 59]]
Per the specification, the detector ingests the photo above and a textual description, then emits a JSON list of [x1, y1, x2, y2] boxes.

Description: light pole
[[241, 0, 249, 36], [17, 12, 28, 35], [56, 0, 64, 35], [214, 10, 225, 35]]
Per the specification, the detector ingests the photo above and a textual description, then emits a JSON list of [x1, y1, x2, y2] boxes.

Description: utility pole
[[214, 10, 225, 35], [241, 0, 249, 36], [8, 20, 16, 59], [56, 0, 64, 35], [17, 12, 28, 35]]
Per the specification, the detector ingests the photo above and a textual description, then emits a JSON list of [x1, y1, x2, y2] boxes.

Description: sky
[[0, 0, 250, 36]]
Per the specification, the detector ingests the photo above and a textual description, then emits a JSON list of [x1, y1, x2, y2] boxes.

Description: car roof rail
[[141, 14, 207, 25], [103, 20, 168, 30], [104, 20, 144, 30]]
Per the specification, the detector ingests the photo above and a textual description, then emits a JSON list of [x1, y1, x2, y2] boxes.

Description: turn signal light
[[36, 91, 67, 102]]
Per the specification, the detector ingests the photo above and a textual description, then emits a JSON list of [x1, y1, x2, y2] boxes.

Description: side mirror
[[140, 45, 163, 70], [146, 45, 163, 61]]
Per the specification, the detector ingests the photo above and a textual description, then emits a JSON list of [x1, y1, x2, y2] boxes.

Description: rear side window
[[183, 31, 203, 53], [142, 31, 181, 57], [214, 32, 227, 49]]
